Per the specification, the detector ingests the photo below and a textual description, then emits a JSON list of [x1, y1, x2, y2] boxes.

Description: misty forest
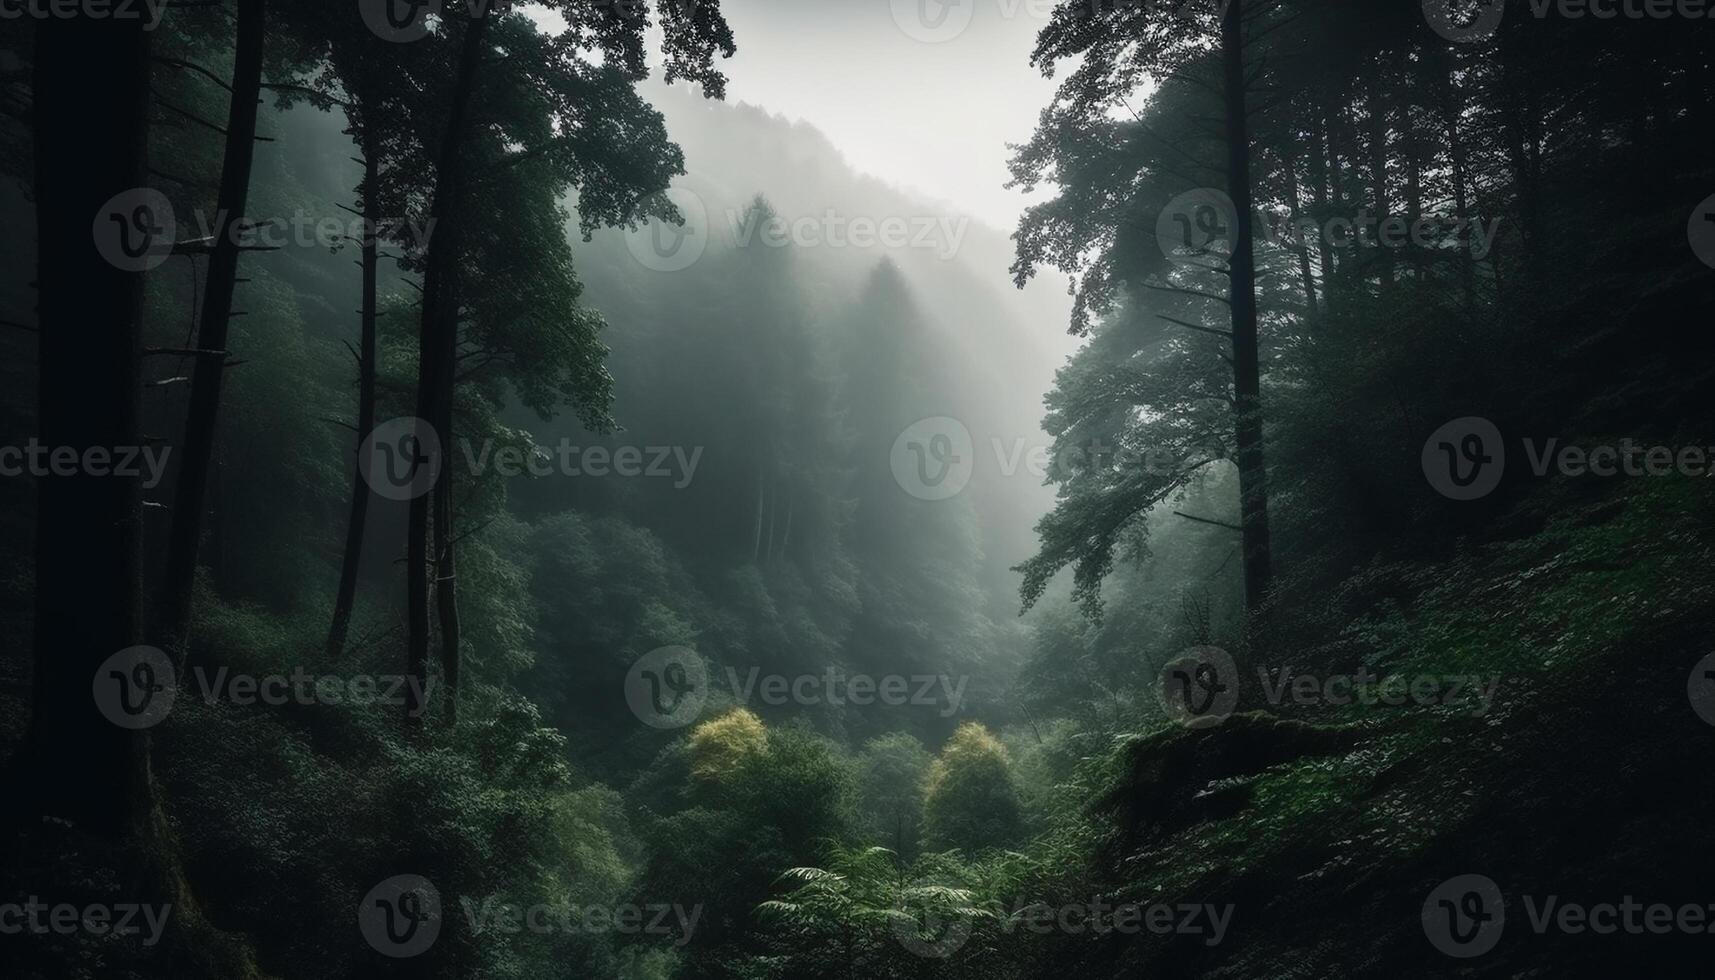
[[2, 0, 1714, 976]]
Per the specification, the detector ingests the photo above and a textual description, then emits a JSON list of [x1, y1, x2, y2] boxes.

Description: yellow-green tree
[[687, 708, 768, 783], [923, 722, 1025, 852]]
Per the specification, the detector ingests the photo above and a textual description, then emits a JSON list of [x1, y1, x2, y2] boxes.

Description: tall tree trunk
[[1442, 61, 1476, 310], [1221, 0, 1272, 613], [751, 466, 765, 562], [1307, 109, 1336, 312], [19, 12, 151, 836], [1279, 148, 1318, 315], [1404, 135, 1423, 283], [765, 475, 777, 562], [326, 108, 380, 658], [1498, 31, 1543, 286], [158, 0, 266, 664], [1366, 78, 1391, 294], [433, 445, 460, 726], [408, 9, 489, 726]]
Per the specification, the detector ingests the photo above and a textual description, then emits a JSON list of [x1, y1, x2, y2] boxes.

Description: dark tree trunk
[[1442, 61, 1477, 310], [408, 9, 489, 726], [1498, 31, 1543, 285], [1279, 148, 1318, 315], [19, 13, 151, 835], [1366, 78, 1392, 293], [1307, 109, 1336, 312], [326, 109, 380, 659], [433, 452, 461, 726], [1221, 0, 1272, 613], [158, 0, 266, 663], [1404, 135, 1423, 282]]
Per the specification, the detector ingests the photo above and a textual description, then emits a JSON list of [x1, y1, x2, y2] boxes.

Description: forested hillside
[[1, 1, 1713, 978]]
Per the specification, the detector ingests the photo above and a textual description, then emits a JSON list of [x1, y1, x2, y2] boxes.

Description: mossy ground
[[1053, 474, 1715, 978]]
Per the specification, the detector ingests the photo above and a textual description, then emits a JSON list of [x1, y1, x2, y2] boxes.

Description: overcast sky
[[709, 0, 1061, 231], [530, 1, 1063, 231]]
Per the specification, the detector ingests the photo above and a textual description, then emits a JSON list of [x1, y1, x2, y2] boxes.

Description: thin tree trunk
[[765, 476, 777, 562], [751, 467, 765, 562], [434, 455, 461, 726], [1366, 78, 1391, 293], [408, 8, 489, 726], [1498, 31, 1543, 285], [1307, 109, 1336, 312], [1279, 148, 1318, 315], [1221, 0, 1272, 613], [19, 12, 151, 836], [327, 110, 380, 658], [1404, 139, 1423, 283], [1443, 62, 1476, 310], [158, 0, 266, 664]]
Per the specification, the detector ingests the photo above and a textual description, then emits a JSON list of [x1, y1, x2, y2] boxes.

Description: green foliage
[[688, 708, 769, 784], [854, 733, 933, 862], [922, 723, 1025, 854]]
